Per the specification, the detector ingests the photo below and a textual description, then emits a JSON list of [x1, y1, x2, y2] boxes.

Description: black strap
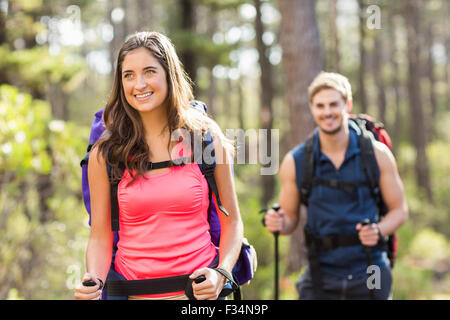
[[317, 234, 361, 251], [108, 160, 120, 231], [311, 177, 370, 194], [358, 129, 383, 205], [300, 132, 316, 206], [304, 228, 361, 251], [304, 227, 323, 298], [110, 181, 120, 231], [212, 267, 239, 292], [200, 162, 229, 217], [146, 157, 190, 170], [106, 274, 191, 296]]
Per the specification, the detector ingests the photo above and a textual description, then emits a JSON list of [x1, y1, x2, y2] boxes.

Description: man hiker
[[264, 72, 408, 300]]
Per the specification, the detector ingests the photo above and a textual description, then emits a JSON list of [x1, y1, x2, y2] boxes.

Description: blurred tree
[[254, 0, 275, 207], [373, 30, 387, 125], [356, 0, 368, 114], [423, 11, 438, 136], [135, 0, 153, 31], [404, 0, 433, 202], [278, 0, 322, 273], [179, 0, 198, 91], [0, 84, 89, 299], [205, 9, 218, 117], [328, 0, 341, 73], [386, 10, 403, 154]]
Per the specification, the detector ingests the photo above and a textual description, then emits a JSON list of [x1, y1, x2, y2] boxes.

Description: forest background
[[0, 0, 449, 300]]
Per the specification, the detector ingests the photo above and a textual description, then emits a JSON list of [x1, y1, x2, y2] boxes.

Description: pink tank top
[[114, 143, 217, 298]]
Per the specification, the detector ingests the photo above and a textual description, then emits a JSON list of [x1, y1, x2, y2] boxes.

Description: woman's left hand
[[189, 268, 226, 300]]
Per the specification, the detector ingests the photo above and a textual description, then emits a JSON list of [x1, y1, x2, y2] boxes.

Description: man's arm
[[374, 141, 409, 236], [357, 141, 408, 246], [265, 153, 301, 235]]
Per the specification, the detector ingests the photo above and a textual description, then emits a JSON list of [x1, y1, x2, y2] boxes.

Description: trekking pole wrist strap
[[212, 267, 238, 290], [376, 224, 384, 240], [97, 278, 104, 290]]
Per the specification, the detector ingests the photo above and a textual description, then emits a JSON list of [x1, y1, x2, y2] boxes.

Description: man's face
[[310, 88, 351, 135]]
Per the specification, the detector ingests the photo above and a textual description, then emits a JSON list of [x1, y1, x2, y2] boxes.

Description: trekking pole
[[272, 203, 280, 300], [360, 219, 376, 300], [260, 203, 281, 300]]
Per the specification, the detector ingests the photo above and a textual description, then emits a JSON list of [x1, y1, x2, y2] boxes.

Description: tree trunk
[[206, 11, 218, 117], [254, 0, 275, 207], [136, 0, 152, 31], [373, 33, 387, 125], [424, 20, 437, 138], [121, 0, 129, 38], [107, 0, 120, 74], [47, 81, 68, 121], [404, 0, 433, 202], [329, 0, 341, 73], [387, 12, 402, 155], [357, 0, 368, 114], [180, 0, 198, 94], [446, 33, 450, 112], [207, 70, 217, 117], [0, 7, 9, 85], [278, 0, 323, 273], [0, 7, 6, 45]]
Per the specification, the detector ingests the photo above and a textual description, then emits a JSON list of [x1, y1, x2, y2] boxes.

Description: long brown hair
[[95, 31, 232, 185]]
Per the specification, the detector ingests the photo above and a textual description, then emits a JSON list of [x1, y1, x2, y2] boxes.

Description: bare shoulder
[[89, 144, 106, 166], [372, 140, 397, 172], [88, 144, 108, 178], [280, 152, 296, 183]]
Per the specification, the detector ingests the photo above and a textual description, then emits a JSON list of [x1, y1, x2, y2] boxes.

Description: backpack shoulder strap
[[357, 124, 383, 208], [198, 129, 229, 217], [299, 131, 316, 207], [108, 165, 121, 232]]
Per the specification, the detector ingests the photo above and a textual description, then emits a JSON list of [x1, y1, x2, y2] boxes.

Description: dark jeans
[[296, 266, 392, 300]]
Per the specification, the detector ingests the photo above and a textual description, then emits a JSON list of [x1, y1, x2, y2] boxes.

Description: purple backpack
[[80, 101, 256, 299]]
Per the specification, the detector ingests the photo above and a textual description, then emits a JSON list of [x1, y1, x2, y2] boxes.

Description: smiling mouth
[[321, 116, 337, 123], [135, 92, 153, 99]]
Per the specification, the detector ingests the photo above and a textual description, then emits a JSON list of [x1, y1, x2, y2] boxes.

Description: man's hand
[[356, 223, 381, 247], [264, 208, 286, 234]]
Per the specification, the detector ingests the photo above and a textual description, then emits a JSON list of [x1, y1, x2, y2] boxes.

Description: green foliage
[[392, 261, 434, 300], [1, 0, 449, 301], [0, 84, 90, 299], [171, 30, 236, 68], [0, 45, 87, 98], [0, 85, 52, 175], [409, 229, 450, 266], [391, 137, 450, 299]]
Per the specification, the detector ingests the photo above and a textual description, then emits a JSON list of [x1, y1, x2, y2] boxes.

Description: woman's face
[[121, 47, 169, 114]]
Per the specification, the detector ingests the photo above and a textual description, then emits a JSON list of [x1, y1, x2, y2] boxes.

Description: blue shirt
[[291, 125, 388, 278]]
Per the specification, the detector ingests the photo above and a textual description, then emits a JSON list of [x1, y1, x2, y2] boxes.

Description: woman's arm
[[74, 146, 114, 299], [190, 132, 244, 300]]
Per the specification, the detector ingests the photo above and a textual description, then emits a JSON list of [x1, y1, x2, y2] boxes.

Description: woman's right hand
[[74, 273, 103, 300]]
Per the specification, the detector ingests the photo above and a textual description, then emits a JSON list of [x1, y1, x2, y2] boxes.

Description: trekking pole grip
[[272, 203, 281, 236]]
